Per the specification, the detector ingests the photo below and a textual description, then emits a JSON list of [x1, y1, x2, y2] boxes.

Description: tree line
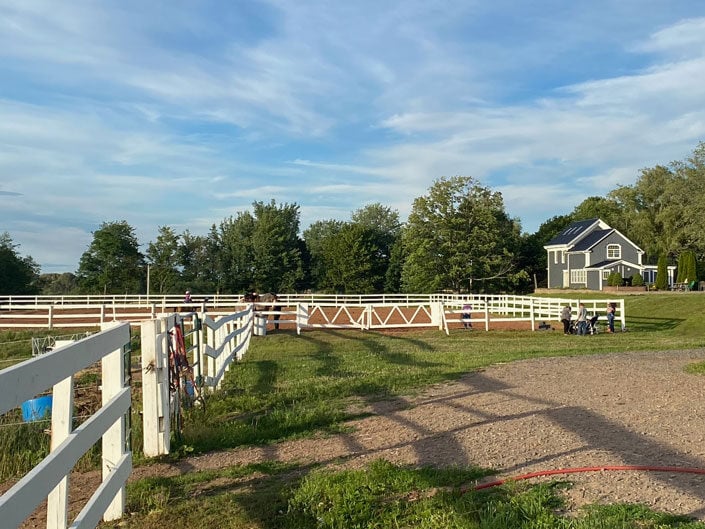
[[3, 142, 705, 296]]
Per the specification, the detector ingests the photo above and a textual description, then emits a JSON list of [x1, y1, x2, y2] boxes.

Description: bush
[[631, 274, 644, 286], [607, 272, 623, 286]]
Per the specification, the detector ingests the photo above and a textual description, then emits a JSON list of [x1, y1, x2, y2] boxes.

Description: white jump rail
[[0, 322, 132, 529]]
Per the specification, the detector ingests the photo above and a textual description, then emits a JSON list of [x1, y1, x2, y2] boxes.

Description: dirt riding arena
[[176, 349, 705, 520]]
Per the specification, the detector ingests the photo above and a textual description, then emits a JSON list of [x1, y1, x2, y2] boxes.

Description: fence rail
[[0, 322, 132, 529], [0, 294, 626, 332]]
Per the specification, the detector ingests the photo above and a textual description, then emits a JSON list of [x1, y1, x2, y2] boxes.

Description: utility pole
[[146, 264, 150, 301]]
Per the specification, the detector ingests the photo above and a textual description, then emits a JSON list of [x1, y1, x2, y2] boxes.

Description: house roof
[[586, 259, 621, 269], [545, 218, 599, 246], [569, 229, 613, 252], [586, 259, 642, 270]]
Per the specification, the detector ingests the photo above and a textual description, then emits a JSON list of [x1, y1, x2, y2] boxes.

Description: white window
[[607, 244, 621, 259], [570, 269, 587, 285], [602, 270, 610, 280]]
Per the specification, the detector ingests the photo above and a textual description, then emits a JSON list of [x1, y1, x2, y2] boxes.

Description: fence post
[[48, 305, 54, 330], [484, 304, 490, 331], [46, 373, 75, 529], [297, 304, 309, 335], [207, 321, 216, 391], [530, 298, 536, 331], [141, 318, 170, 457], [100, 322, 129, 521]]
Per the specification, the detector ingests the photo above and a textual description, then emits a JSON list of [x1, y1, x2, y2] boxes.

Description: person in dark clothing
[[560, 305, 572, 335]]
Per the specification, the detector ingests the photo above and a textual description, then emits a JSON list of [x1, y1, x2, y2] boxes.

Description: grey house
[[543, 218, 666, 290]]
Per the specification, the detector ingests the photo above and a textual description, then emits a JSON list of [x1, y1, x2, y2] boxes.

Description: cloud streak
[[1, 1, 705, 272]]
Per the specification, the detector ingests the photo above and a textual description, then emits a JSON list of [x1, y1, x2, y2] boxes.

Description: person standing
[[560, 305, 572, 335], [606, 302, 616, 333], [576, 303, 588, 335], [461, 303, 473, 329]]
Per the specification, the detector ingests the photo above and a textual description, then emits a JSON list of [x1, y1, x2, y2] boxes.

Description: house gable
[[543, 218, 644, 290]]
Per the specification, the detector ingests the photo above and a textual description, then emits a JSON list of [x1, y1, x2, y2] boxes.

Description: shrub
[[607, 272, 623, 286], [631, 274, 644, 287]]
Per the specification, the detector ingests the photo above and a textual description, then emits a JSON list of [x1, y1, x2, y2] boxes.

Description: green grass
[[102, 460, 705, 529]]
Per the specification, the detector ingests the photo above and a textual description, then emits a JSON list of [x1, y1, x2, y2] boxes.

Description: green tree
[[384, 234, 405, 293], [146, 226, 180, 294], [401, 176, 523, 293], [320, 223, 379, 293], [76, 221, 144, 294], [250, 200, 304, 293], [655, 254, 669, 290], [609, 165, 680, 262], [38, 272, 78, 295], [177, 230, 217, 293], [0, 232, 40, 294], [212, 213, 255, 294], [571, 196, 622, 229], [304, 220, 345, 291], [676, 250, 697, 284], [351, 203, 401, 292]]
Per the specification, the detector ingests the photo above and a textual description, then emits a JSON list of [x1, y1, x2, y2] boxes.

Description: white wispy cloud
[[2, 1, 705, 271]]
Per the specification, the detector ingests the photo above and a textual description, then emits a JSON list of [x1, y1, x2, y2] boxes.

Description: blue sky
[[2, 1, 705, 273]]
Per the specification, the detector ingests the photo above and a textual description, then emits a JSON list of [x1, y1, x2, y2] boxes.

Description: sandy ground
[[8, 348, 705, 526]]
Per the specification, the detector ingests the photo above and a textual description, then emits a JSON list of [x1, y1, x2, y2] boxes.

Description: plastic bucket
[[21, 395, 53, 422]]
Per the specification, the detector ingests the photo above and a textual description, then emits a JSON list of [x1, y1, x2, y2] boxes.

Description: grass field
[[3, 293, 705, 528]]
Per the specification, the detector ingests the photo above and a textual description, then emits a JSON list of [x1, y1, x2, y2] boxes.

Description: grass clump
[[104, 460, 705, 529]]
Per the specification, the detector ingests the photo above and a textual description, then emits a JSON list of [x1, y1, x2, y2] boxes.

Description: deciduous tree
[[401, 176, 523, 293], [76, 221, 144, 294], [0, 232, 40, 294], [146, 226, 180, 294]]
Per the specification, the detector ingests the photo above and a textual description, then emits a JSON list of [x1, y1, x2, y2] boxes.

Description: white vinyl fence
[[140, 307, 256, 456], [0, 322, 132, 529], [0, 294, 626, 332]]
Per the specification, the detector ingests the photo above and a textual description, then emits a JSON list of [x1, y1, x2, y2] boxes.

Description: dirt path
[[12, 349, 705, 526]]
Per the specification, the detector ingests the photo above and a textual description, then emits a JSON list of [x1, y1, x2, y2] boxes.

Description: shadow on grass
[[326, 330, 442, 369], [625, 315, 685, 331]]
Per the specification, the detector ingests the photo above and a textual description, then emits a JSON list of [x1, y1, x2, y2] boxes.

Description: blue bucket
[[21, 395, 53, 422]]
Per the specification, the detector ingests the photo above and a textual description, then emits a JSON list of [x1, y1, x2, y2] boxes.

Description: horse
[[242, 292, 281, 329]]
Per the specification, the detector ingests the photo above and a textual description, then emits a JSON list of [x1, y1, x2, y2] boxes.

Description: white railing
[[140, 308, 255, 456], [0, 323, 132, 529], [201, 308, 254, 390], [0, 294, 626, 332]]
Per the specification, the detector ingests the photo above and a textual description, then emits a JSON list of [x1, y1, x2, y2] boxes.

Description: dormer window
[[607, 244, 621, 259]]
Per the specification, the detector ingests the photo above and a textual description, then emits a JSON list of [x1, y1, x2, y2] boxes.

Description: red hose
[[467, 465, 705, 491]]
